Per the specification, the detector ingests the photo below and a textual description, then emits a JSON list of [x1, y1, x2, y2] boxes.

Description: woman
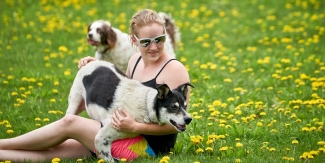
[[0, 9, 190, 162]]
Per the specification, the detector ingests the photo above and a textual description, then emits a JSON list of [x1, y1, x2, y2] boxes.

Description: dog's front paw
[[97, 152, 115, 163]]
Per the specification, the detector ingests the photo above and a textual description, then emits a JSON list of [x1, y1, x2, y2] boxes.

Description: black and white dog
[[66, 60, 193, 162]]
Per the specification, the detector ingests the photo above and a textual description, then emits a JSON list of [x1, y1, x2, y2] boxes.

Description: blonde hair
[[129, 9, 165, 37]]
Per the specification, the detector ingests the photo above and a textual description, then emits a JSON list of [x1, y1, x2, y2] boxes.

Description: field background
[[1, 0, 325, 162]]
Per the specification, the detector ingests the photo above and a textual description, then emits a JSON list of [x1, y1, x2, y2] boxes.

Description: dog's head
[[87, 20, 117, 51], [155, 82, 194, 132]]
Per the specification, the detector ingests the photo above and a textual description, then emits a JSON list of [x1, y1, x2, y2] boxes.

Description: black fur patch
[[103, 138, 109, 146], [83, 66, 120, 109], [101, 150, 109, 157]]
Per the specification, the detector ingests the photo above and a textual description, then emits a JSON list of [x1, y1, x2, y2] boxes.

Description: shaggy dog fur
[[87, 12, 180, 72], [66, 60, 192, 162]]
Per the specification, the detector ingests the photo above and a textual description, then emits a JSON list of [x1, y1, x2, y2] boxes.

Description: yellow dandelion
[[180, 56, 187, 62], [7, 130, 14, 134], [52, 89, 58, 94], [271, 129, 278, 133], [302, 127, 310, 132], [319, 148, 325, 153], [257, 122, 263, 127], [205, 147, 213, 152], [51, 157, 60, 163], [236, 142, 243, 147], [260, 112, 266, 116], [317, 141, 325, 145], [224, 78, 232, 83], [97, 159, 105, 163], [159, 159, 168, 163], [235, 159, 242, 163], [219, 146, 228, 151], [43, 118, 50, 122], [206, 139, 214, 145], [196, 148, 204, 153], [58, 46, 68, 52], [11, 92, 18, 96], [292, 140, 298, 144], [161, 156, 170, 161], [310, 150, 319, 156], [64, 70, 71, 76], [227, 97, 235, 102], [213, 100, 221, 106]]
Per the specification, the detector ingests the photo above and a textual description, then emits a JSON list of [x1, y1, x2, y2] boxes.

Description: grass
[[1, 0, 325, 162]]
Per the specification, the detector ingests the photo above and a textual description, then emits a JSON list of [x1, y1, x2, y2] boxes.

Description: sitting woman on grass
[[0, 9, 191, 162]]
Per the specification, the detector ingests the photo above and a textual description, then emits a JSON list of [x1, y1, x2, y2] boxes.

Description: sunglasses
[[133, 34, 166, 47]]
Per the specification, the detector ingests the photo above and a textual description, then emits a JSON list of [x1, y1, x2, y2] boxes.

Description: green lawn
[[1, 0, 325, 162]]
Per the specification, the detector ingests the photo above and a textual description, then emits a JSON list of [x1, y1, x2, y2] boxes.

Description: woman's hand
[[78, 56, 97, 69], [111, 108, 138, 133]]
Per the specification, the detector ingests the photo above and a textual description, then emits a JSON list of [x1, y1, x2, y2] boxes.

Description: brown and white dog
[[87, 12, 180, 72]]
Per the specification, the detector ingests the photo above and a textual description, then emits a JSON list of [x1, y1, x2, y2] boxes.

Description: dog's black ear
[[156, 84, 171, 100], [177, 82, 194, 100]]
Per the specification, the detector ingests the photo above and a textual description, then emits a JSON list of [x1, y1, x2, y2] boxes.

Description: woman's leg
[[0, 139, 91, 162], [0, 115, 101, 161]]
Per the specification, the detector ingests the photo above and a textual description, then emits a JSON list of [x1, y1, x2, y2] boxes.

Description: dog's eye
[[171, 103, 179, 110], [97, 28, 101, 33]]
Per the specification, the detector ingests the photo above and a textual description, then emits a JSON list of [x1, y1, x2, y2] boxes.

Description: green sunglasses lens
[[136, 35, 166, 47], [140, 39, 151, 47], [154, 35, 166, 43]]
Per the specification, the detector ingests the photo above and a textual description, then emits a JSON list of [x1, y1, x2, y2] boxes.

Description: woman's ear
[[130, 35, 137, 44]]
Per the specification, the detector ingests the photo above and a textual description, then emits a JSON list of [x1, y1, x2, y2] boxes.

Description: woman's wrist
[[132, 121, 143, 134]]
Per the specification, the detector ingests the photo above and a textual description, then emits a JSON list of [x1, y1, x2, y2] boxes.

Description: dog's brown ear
[[177, 82, 194, 100], [87, 23, 91, 33], [106, 26, 117, 49], [156, 84, 171, 99]]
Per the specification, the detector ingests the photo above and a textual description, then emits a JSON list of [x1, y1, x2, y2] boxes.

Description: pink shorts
[[110, 135, 156, 161]]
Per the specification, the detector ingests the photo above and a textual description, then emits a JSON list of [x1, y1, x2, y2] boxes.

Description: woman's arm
[[111, 108, 178, 135]]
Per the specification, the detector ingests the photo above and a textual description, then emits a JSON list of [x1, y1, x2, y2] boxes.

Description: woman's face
[[133, 23, 166, 61]]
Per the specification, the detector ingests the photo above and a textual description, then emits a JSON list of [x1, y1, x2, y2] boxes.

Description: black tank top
[[131, 56, 178, 155]]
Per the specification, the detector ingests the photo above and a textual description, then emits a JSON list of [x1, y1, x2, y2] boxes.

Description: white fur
[[87, 20, 135, 72], [66, 60, 191, 162]]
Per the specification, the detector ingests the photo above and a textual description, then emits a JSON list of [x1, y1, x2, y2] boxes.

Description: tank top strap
[[154, 59, 177, 79], [131, 56, 142, 79]]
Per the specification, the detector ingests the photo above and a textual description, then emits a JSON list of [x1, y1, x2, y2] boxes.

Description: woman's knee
[[60, 114, 80, 127]]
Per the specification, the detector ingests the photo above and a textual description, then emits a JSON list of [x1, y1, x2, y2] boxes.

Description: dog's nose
[[184, 116, 192, 124], [88, 34, 93, 38]]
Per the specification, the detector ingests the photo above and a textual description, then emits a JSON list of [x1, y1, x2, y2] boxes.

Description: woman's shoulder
[[160, 58, 190, 89], [126, 52, 141, 77], [166, 58, 187, 71], [129, 52, 141, 64]]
